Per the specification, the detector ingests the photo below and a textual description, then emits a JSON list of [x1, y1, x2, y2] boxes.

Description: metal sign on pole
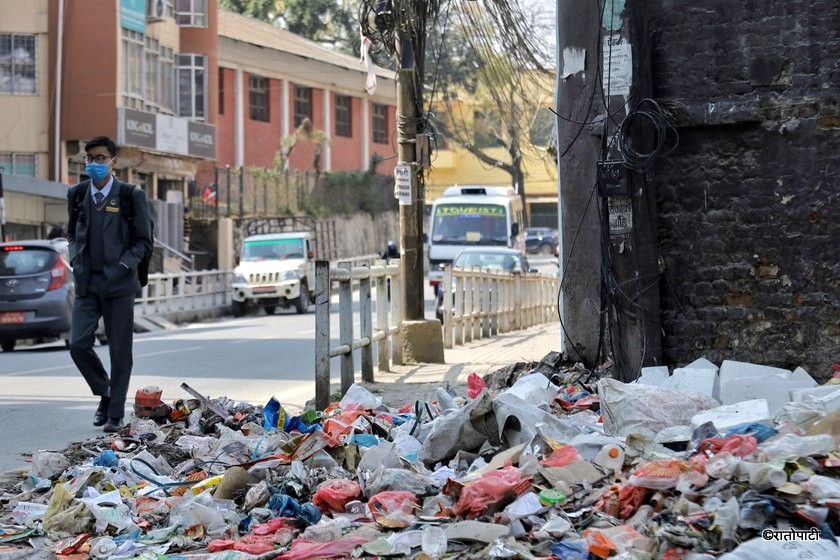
[[394, 164, 413, 206]]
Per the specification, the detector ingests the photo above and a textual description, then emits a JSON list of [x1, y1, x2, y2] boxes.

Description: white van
[[427, 186, 525, 293]]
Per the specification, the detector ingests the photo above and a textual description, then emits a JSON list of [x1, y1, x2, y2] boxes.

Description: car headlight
[[233, 273, 248, 284], [281, 270, 301, 281]]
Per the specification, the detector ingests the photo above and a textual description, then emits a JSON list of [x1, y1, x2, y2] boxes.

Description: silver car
[[0, 239, 75, 352]]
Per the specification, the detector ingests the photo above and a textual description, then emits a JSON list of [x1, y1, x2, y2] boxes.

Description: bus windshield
[[241, 238, 305, 261], [431, 204, 509, 246]]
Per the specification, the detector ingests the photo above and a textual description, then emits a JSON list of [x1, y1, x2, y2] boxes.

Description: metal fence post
[[375, 260, 390, 372], [442, 264, 453, 349], [338, 261, 354, 395], [315, 260, 330, 410], [360, 266, 373, 383]]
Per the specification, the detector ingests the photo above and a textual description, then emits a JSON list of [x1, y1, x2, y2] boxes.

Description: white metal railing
[[441, 265, 559, 349], [137, 270, 233, 315], [314, 259, 402, 410]]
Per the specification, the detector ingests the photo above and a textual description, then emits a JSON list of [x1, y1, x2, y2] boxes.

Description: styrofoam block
[[636, 366, 670, 387], [719, 360, 792, 390], [691, 399, 772, 432], [663, 368, 721, 402], [791, 386, 840, 403], [685, 357, 719, 373], [788, 367, 818, 391], [802, 388, 840, 415], [720, 374, 790, 416]]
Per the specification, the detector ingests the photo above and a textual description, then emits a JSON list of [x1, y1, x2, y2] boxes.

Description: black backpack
[[71, 182, 155, 287]]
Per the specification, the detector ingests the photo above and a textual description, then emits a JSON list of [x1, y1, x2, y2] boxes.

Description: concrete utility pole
[[556, 0, 603, 365], [393, 0, 444, 364]]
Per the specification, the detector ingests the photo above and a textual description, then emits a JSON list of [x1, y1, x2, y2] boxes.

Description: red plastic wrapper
[[467, 372, 487, 398], [234, 534, 276, 555], [540, 446, 579, 467], [253, 517, 291, 535], [278, 537, 369, 560], [367, 490, 418, 519], [697, 434, 758, 457], [207, 539, 236, 552], [451, 466, 523, 519], [313, 479, 362, 512]]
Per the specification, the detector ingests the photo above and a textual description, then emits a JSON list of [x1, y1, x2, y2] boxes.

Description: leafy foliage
[[219, 0, 280, 22]]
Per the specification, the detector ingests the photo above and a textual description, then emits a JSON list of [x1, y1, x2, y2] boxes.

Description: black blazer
[[66, 178, 153, 298]]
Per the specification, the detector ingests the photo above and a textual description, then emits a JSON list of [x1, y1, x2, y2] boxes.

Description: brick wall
[[650, 1, 840, 379]]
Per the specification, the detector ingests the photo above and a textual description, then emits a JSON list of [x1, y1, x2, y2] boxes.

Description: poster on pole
[[394, 164, 413, 206], [602, 33, 632, 97]]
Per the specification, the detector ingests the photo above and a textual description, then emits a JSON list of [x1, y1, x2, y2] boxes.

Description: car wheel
[[538, 243, 553, 255], [264, 305, 276, 315], [294, 282, 310, 314], [232, 300, 247, 318], [1, 340, 15, 352]]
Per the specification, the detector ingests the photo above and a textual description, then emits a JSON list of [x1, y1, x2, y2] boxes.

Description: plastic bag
[[503, 372, 559, 406], [278, 537, 368, 560], [367, 491, 418, 519], [759, 433, 836, 460], [339, 384, 382, 410], [599, 378, 719, 439], [468, 372, 487, 399], [451, 466, 523, 519], [30, 451, 69, 479], [312, 479, 361, 512], [697, 434, 758, 457], [719, 536, 840, 560]]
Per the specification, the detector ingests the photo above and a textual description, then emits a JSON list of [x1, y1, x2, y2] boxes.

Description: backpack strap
[[118, 183, 137, 224], [68, 180, 90, 240]]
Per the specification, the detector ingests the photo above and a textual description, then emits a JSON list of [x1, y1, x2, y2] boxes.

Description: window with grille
[[0, 34, 36, 95], [177, 54, 206, 120], [175, 0, 207, 27], [249, 75, 269, 122], [373, 103, 388, 144], [294, 86, 312, 127], [335, 95, 352, 137], [0, 153, 36, 177]]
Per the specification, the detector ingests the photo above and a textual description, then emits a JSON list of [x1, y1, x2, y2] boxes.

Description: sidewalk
[[359, 322, 562, 407]]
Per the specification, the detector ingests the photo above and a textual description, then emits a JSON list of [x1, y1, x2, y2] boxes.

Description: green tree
[[427, 0, 555, 223], [283, 0, 359, 55], [218, 0, 280, 22]]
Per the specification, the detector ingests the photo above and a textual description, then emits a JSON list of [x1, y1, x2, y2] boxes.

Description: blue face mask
[[85, 162, 111, 182]]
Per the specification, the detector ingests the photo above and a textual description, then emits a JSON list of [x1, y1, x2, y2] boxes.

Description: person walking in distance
[[67, 136, 153, 433]]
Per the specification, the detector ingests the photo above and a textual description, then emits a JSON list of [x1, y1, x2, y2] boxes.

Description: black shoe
[[103, 417, 123, 433], [93, 397, 110, 427]]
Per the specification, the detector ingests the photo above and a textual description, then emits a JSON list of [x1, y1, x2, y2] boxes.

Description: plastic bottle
[[593, 444, 625, 472], [421, 525, 447, 558], [90, 537, 118, 559], [715, 496, 740, 550]]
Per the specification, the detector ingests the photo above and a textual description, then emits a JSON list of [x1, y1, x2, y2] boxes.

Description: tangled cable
[[616, 98, 679, 173]]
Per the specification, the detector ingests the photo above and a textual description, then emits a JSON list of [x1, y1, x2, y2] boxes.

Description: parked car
[[435, 247, 532, 322], [0, 238, 106, 352], [525, 227, 558, 255], [0, 239, 75, 352]]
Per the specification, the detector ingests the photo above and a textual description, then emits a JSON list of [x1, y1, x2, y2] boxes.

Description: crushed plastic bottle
[[90, 536, 118, 559], [421, 525, 447, 558]]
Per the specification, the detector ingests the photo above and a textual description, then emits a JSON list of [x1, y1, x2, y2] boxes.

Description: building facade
[[0, 0, 397, 241]]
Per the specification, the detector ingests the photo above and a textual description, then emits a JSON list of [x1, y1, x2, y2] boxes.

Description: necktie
[[94, 192, 104, 206]]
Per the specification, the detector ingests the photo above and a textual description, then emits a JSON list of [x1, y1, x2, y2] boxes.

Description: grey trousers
[[69, 276, 135, 419]]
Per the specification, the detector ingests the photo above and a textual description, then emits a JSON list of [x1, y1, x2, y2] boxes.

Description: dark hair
[[85, 136, 119, 157]]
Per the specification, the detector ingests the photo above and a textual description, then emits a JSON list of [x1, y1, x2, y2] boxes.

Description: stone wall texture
[[649, 1, 840, 379]]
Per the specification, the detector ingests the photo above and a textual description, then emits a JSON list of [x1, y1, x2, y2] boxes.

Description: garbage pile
[[2, 354, 840, 559]]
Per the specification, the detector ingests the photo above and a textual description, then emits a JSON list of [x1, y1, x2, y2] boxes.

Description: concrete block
[[691, 399, 772, 432], [719, 360, 791, 390], [791, 386, 840, 403], [720, 374, 790, 416], [685, 357, 719, 373], [400, 320, 445, 364], [636, 366, 670, 387], [788, 367, 818, 391], [663, 367, 720, 401]]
